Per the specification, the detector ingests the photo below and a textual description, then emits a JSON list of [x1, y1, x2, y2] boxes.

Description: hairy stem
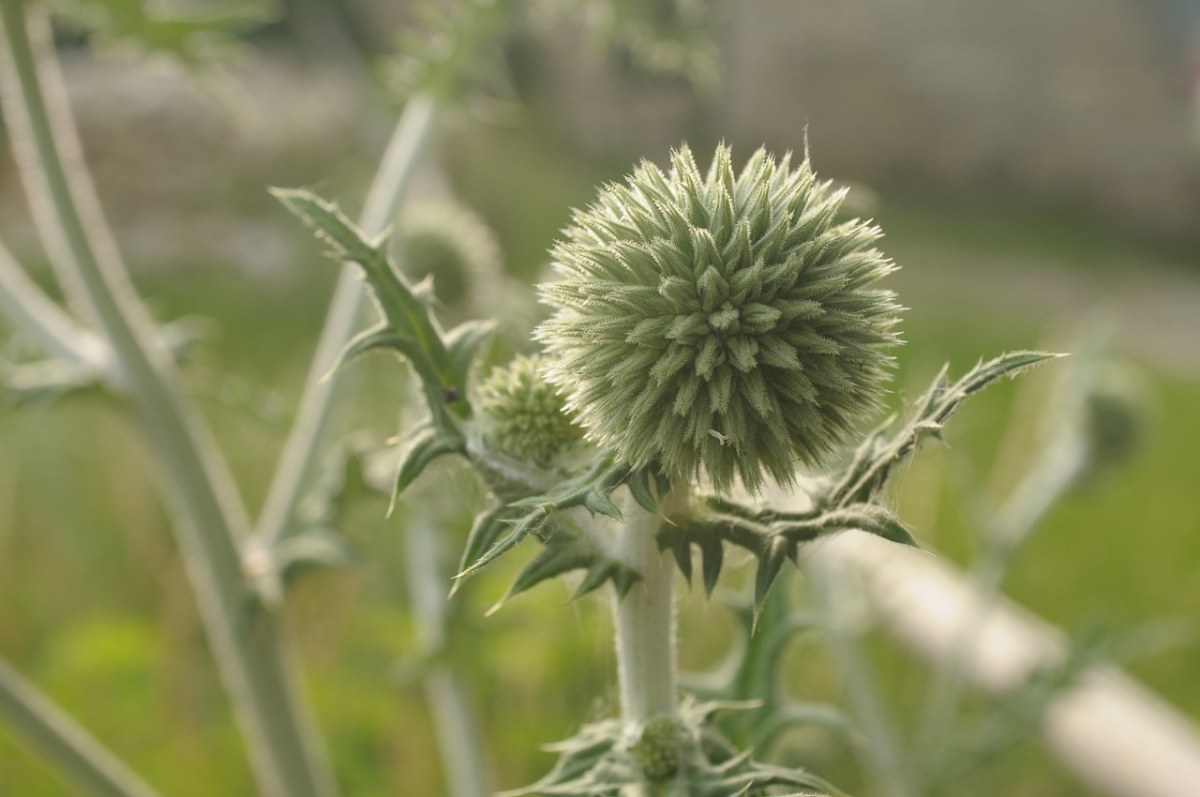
[[254, 93, 440, 548], [0, 658, 160, 797], [0, 6, 337, 796], [613, 487, 687, 724]]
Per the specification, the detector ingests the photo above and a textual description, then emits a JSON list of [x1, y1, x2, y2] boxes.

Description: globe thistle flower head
[[536, 144, 902, 493], [476, 354, 584, 465], [394, 200, 503, 315]]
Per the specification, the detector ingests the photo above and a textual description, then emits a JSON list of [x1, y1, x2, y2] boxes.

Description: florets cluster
[[536, 144, 902, 492], [476, 354, 583, 464]]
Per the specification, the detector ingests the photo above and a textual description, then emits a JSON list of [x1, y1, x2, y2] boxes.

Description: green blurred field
[[2, 127, 1198, 796]]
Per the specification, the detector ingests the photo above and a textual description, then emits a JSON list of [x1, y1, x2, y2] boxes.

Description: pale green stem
[[613, 487, 687, 725], [0, 6, 337, 796], [404, 510, 494, 797], [916, 429, 1086, 775], [0, 236, 110, 374], [807, 560, 916, 797], [0, 658, 160, 797], [253, 93, 440, 548]]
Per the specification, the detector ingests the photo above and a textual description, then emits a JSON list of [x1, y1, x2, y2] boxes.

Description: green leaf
[[625, 466, 662, 514], [442, 318, 494, 398], [454, 505, 552, 584], [275, 188, 457, 413], [493, 529, 642, 613], [753, 538, 792, 621], [828, 350, 1061, 507], [330, 325, 420, 375], [457, 503, 521, 579], [390, 422, 465, 505]]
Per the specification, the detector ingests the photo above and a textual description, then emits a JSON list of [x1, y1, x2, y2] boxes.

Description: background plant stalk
[[0, 5, 338, 795], [613, 486, 688, 725]]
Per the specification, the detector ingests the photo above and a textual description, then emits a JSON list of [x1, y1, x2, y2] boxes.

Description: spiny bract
[[476, 354, 583, 464], [536, 144, 902, 493]]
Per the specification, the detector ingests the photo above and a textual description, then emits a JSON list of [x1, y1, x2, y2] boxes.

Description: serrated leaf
[[827, 350, 1061, 507], [457, 502, 519, 579], [443, 318, 494, 394], [331, 325, 420, 375], [700, 535, 724, 597], [493, 525, 642, 613], [276, 188, 457, 415], [960, 350, 1061, 396], [455, 505, 552, 584], [390, 423, 464, 501], [625, 466, 661, 514], [753, 538, 792, 622], [583, 489, 622, 520]]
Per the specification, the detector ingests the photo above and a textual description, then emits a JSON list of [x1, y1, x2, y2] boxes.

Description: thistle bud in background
[[394, 199, 504, 316], [1078, 361, 1151, 483], [536, 144, 902, 493]]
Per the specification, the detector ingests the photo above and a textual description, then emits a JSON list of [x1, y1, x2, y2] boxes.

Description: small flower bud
[[394, 200, 503, 315], [628, 715, 689, 781], [476, 354, 583, 464]]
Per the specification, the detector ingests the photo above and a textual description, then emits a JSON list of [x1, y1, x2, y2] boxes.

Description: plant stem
[[916, 428, 1085, 772], [253, 93, 440, 547], [404, 510, 494, 797], [0, 6, 337, 796], [807, 559, 916, 797], [613, 487, 686, 724], [0, 658, 160, 797], [0, 236, 110, 374]]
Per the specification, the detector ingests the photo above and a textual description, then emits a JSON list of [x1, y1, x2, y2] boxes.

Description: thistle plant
[[270, 139, 1052, 796]]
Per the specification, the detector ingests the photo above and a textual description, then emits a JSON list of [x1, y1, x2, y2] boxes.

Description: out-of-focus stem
[[0, 237, 110, 375], [0, 658, 160, 797], [806, 561, 916, 797], [0, 6, 337, 796], [916, 420, 1087, 772], [404, 511, 494, 797], [253, 93, 440, 548]]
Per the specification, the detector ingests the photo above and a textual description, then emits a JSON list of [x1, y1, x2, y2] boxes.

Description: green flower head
[[394, 200, 503, 314], [476, 354, 584, 464], [536, 144, 902, 492]]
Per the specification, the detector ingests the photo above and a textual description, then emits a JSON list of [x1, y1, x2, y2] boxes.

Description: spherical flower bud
[[536, 144, 902, 492], [394, 200, 503, 315], [628, 715, 689, 781], [476, 354, 583, 464]]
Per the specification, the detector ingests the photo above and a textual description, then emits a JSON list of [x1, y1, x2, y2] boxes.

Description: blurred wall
[[542, 0, 1200, 243]]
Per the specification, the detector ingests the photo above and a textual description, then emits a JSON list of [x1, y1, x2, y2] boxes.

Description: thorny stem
[[254, 93, 440, 548], [613, 486, 688, 725], [0, 5, 337, 796], [0, 658, 161, 797]]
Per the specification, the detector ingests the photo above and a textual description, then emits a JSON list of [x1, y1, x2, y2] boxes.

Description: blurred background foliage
[[1, 0, 1199, 794]]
